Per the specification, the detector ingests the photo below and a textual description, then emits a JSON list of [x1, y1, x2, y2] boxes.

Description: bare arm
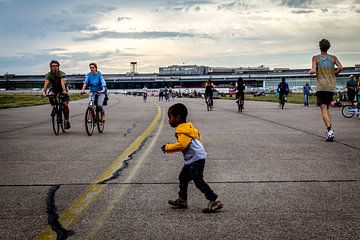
[[42, 79, 50, 97], [60, 77, 67, 93], [333, 55, 343, 76], [81, 84, 87, 93], [308, 56, 317, 75]]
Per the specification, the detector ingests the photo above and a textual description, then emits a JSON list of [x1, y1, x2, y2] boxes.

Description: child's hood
[[175, 122, 200, 139]]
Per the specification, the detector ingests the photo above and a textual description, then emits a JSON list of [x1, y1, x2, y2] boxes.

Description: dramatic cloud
[[0, 0, 359, 74]]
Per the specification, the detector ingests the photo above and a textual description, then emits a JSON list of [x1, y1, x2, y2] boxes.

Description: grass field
[[0, 93, 87, 109], [221, 93, 317, 105]]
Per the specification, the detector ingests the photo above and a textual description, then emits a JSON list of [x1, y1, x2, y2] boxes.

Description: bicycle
[[279, 94, 286, 109], [143, 93, 147, 103], [237, 95, 244, 112], [84, 92, 105, 136], [205, 95, 213, 111], [46, 93, 66, 135], [341, 103, 360, 118]]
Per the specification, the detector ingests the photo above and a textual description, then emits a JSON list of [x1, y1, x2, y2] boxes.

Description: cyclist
[[277, 77, 289, 106], [142, 85, 148, 102], [81, 63, 107, 122], [41, 60, 71, 129], [235, 77, 245, 107], [205, 78, 214, 107]]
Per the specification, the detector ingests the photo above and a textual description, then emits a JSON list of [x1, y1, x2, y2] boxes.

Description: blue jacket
[[278, 82, 289, 94], [303, 84, 311, 95], [84, 71, 106, 93]]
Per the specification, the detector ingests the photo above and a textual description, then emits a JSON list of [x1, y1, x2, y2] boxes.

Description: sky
[[0, 0, 359, 75]]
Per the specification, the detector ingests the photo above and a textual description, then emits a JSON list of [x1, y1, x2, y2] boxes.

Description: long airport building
[[1, 64, 359, 91]]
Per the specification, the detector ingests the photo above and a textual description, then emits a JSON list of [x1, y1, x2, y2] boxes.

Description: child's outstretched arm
[[162, 133, 192, 153]]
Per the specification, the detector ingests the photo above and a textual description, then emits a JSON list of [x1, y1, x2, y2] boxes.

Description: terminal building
[[1, 64, 359, 91]]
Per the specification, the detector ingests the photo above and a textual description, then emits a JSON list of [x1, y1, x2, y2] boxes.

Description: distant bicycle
[[279, 94, 286, 109], [143, 93, 147, 103], [47, 93, 66, 135], [84, 92, 105, 136], [205, 95, 213, 111], [341, 103, 360, 118], [237, 95, 244, 112]]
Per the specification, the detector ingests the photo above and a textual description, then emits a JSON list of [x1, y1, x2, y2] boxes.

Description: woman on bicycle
[[235, 77, 245, 107], [81, 63, 107, 122]]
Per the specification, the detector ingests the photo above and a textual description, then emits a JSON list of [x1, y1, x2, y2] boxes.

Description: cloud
[[321, 8, 328, 13], [277, 0, 312, 8], [117, 16, 131, 22], [74, 31, 212, 41], [72, 4, 117, 15], [291, 9, 314, 14], [61, 24, 98, 32], [160, 0, 214, 11]]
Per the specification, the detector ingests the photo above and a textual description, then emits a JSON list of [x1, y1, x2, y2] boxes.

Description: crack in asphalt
[[98, 136, 152, 184], [46, 185, 74, 240], [123, 122, 137, 137], [1, 179, 358, 188]]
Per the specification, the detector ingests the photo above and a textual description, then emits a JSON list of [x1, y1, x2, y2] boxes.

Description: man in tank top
[[309, 39, 343, 142]]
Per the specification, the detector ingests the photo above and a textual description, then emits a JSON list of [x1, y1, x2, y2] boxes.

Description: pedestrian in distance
[[309, 39, 343, 142], [161, 103, 223, 213], [303, 81, 312, 106], [346, 75, 357, 104]]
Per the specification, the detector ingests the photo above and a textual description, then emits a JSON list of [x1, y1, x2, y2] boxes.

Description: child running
[[161, 103, 223, 213]]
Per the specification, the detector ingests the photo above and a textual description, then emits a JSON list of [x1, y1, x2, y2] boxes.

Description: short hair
[[282, 77, 286, 82], [49, 60, 60, 68], [319, 39, 331, 52], [168, 103, 188, 121], [89, 62, 98, 69], [238, 77, 243, 82]]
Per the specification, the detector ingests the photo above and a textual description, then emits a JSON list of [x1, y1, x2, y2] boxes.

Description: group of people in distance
[[40, 38, 355, 213]]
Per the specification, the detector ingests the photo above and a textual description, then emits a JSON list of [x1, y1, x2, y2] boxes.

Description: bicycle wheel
[[342, 105, 355, 118], [97, 112, 105, 133], [85, 107, 95, 136], [51, 108, 60, 135]]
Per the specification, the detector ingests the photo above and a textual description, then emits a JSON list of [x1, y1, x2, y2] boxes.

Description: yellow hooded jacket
[[165, 122, 207, 164]]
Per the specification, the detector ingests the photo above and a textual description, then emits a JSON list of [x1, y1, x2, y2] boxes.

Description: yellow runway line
[[37, 106, 162, 240]]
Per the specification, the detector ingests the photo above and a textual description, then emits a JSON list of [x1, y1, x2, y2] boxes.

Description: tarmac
[[0, 94, 359, 240]]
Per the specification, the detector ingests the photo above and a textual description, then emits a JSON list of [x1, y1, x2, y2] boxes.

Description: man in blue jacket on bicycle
[[81, 63, 107, 122], [277, 77, 289, 104]]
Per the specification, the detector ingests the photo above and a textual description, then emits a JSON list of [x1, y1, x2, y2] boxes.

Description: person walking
[[303, 81, 312, 106]]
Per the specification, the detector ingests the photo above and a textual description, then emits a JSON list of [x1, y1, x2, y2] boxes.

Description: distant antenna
[[130, 62, 137, 74]]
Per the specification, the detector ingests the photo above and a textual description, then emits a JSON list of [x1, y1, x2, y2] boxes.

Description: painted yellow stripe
[[37, 105, 162, 240]]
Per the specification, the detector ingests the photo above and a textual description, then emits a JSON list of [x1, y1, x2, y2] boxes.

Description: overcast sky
[[0, 0, 359, 74]]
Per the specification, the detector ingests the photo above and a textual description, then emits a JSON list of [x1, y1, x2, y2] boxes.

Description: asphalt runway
[[0, 94, 359, 240]]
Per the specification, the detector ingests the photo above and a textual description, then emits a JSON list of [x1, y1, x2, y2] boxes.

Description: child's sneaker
[[168, 198, 187, 209], [203, 199, 223, 213]]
